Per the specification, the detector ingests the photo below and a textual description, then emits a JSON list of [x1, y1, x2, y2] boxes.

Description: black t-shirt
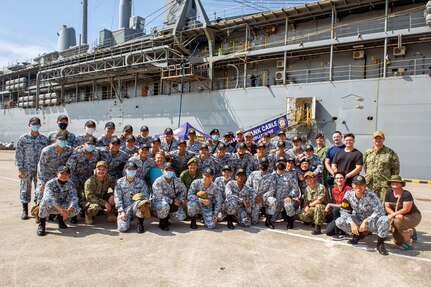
[[332, 148, 363, 184], [384, 189, 420, 215]]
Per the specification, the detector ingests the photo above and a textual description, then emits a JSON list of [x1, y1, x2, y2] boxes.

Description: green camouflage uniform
[[179, 169, 202, 190], [299, 183, 327, 226], [315, 145, 329, 188], [83, 174, 115, 217], [363, 145, 400, 203]]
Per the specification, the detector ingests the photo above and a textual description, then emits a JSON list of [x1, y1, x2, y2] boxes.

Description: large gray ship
[[0, 0, 430, 179]]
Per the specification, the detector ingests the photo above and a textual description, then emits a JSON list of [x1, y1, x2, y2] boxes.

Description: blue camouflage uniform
[[251, 155, 275, 173], [136, 135, 153, 147], [48, 131, 76, 147], [75, 135, 98, 147], [168, 150, 194, 176], [268, 152, 289, 172], [306, 154, 324, 184], [97, 135, 114, 147], [214, 154, 233, 177], [160, 138, 179, 152], [38, 178, 81, 219], [246, 171, 276, 224], [271, 171, 301, 221], [120, 146, 139, 158], [151, 176, 187, 222], [225, 181, 253, 227], [336, 189, 390, 238], [186, 141, 202, 155], [15, 132, 48, 203], [213, 176, 233, 219], [36, 144, 74, 203], [114, 176, 150, 232], [195, 155, 218, 174], [125, 156, 155, 180], [187, 179, 223, 229], [230, 153, 254, 176], [100, 149, 129, 182]]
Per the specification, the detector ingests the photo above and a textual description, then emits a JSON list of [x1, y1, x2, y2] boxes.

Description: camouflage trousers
[[271, 198, 300, 222], [225, 198, 251, 227], [38, 201, 81, 219], [298, 204, 326, 226], [335, 215, 390, 238], [19, 170, 37, 204], [151, 199, 186, 222], [251, 196, 276, 225], [374, 187, 389, 204], [187, 200, 217, 229], [83, 202, 117, 218], [117, 200, 147, 232]]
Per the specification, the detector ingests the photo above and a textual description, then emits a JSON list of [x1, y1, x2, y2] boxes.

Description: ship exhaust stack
[[57, 25, 77, 52], [81, 0, 88, 45], [119, 0, 132, 29]]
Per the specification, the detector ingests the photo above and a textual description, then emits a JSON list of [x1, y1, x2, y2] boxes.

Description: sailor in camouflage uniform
[[271, 157, 301, 229], [335, 175, 390, 255], [259, 132, 275, 155], [207, 128, 223, 154], [298, 171, 327, 235], [152, 162, 187, 231], [213, 143, 233, 177], [100, 137, 129, 182], [213, 165, 233, 220], [47, 114, 76, 147], [75, 120, 98, 147], [37, 166, 81, 236], [115, 162, 150, 233], [125, 144, 155, 180], [120, 135, 139, 158], [187, 168, 223, 229], [270, 131, 292, 152], [225, 169, 253, 228], [268, 141, 289, 171], [168, 140, 193, 176], [363, 131, 400, 203], [186, 129, 202, 155], [195, 144, 217, 173], [160, 128, 179, 152], [286, 136, 305, 161], [97, 122, 116, 147], [303, 145, 324, 184], [246, 157, 276, 228], [230, 142, 254, 176], [15, 117, 49, 219], [36, 132, 73, 204], [136, 125, 153, 147], [223, 132, 236, 154], [82, 161, 116, 224], [252, 143, 275, 173], [118, 125, 133, 147]]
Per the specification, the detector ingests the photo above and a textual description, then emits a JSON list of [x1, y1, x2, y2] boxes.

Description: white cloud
[[0, 40, 56, 68]]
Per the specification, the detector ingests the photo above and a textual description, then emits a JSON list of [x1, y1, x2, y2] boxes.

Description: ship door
[[286, 96, 316, 129]]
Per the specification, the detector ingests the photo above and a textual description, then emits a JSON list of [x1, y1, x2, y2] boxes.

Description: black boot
[[48, 214, 56, 222], [348, 232, 365, 245], [286, 216, 294, 229], [190, 217, 197, 229], [377, 237, 389, 256], [265, 216, 274, 229], [21, 203, 29, 220], [37, 218, 46, 236], [137, 218, 145, 233], [58, 215, 68, 229], [312, 225, 321, 235], [70, 216, 78, 224], [227, 215, 235, 229], [159, 217, 169, 231], [281, 210, 288, 222]]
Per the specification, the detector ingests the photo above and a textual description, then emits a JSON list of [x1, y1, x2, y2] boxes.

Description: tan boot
[[106, 212, 117, 222], [84, 213, 93, 225]]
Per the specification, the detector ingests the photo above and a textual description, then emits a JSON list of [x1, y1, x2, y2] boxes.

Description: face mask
[[126, 146, 134, 151], [142, 135, 148, 139], [212, 135, 219, 141], [31, 125, 40, 132], [276, 163, 286, 170], [164, 171, 175, 179], [57, 140, 68, 148], [86, 127, 95, 135], [58, 179, 68, 185], [260, 164, 269, 171], [85, 144, 95, 152], [58, 123, 68, 130], [127, 170, 136, 178]]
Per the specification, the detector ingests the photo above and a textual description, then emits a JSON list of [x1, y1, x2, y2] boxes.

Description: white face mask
[[86, 127, 95, 135]]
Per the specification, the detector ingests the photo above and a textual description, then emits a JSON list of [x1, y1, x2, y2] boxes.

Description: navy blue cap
[[152, 137, 161, 143], [85, 137, 96, 145], [259, 157, 269, 164], [125, 161, 138, 170], [85, 120, 96, 127], [123, 125, 133, 132], [222, 165, 232, 171], [140, 144, 150, 150], [57, 166, 70, 174], [236, 168, 246, 175], [164, 162, 174, 170], [29, 117, 41, 125], [203, 168, 214, 176], [210, 129, 219, 135], [57, 114, 68, 121], [110, 137, 121, 144], [257, 143, 266, 149], [164, 128, 173, 134], [237, 142, 246, 149], [125, 135, 136, 142], [305, 144, 314, 151], [105, 122, 115, 129], [140, 125, 149, 132], [277, 141, 285, 148], [56, 132, 68, 140]]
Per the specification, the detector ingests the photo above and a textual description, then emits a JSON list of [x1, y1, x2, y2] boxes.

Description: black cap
[[315, 133, 324, 140], [140, 125, 149, 132], [123, 125, 133, 132], [222, 165, 232, 171], [56, 132, 68, 140], [227, 131, 234, 137], [85, 120, 96, 127], [105, 122, 115, 129], [277, 141, 285, 148], [57, 114, 68, 121], [187, 129, 196, 135], [300, 157, 310, 163], [125, 161, 138, 170], [237, 142, 246, 149], [56, 166, 70, 174], [203, 168, 214, 176], [263, 132, 270, 138], [257, 143, 266, 149], [286, 157, 295, 162], [125, 135, 135, 142], [210, 129, 219, 135], [178, 140, 186, 146], [29, 117, 41, 125], [352, 175, 366, 184], [292, 136, 302, 142], [152, 137, 161, 143], [218, 142, 226, 149], [110, 137, 121, 144], [140, 144, 150, 150], [200, 144, 209, 150], [277, 131, 285, 136], [259, 157, 269, 164], [305, 144, 314, 151], [236, 168, 246, 175], [164, 162, 174, 170], [85, 137, 96, 145], [223, 133, 230, 138], [277, 157, 286, 163], [164, 128, 173, 134]]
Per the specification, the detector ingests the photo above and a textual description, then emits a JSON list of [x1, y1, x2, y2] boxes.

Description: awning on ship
[[155, 122, 210, 141]]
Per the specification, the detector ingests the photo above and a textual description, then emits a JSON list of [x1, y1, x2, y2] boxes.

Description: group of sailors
[[15, 114, 422, 256]]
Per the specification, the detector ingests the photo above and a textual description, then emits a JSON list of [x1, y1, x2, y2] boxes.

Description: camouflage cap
[[96, 161, 107, 168], [244, 132, 253, 137], [263, 132, 271, 138], [373, 131, 385, 139], [200, 144, 209, 150], [276, 156, 286, 163], [178, 140, 187, 146], [277, 131, 285, 136], [304, 171, 315, 178], [387, 175, 405, 187]]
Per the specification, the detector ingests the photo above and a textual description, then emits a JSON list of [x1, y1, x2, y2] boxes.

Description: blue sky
[[0, 0, 306, 68]]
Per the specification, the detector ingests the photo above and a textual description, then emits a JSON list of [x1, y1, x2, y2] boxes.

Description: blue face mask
[[127, 170, 137, 178], [58, 123, 68, 130], [85, 144, 95, 152], [164, 171, 175, 179], [57, 140, 68, 148], [212, 135, 219, 141], [31, 125, 40, 132]]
